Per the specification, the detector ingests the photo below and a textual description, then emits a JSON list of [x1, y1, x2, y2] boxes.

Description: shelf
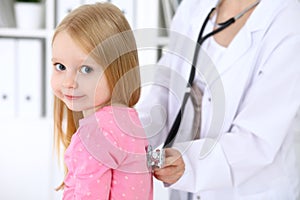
[[0, 28, 51, 39]]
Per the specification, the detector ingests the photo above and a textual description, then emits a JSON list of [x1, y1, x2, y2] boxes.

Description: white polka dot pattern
[[62, 106, 153, 200]]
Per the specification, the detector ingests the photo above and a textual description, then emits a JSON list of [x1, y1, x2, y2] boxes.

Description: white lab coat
[[136, 0, 300, 199]]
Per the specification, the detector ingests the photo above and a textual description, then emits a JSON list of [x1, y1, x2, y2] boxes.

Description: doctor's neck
[[218, 0, 260, 11], [216, 0, 259, 20], [213, 0, 259, 47]]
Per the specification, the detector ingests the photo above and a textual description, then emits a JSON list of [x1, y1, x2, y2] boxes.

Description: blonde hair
[[52, 2, 140, 189]]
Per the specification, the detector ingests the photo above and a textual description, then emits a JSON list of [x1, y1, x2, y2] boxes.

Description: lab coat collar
[[215, 0, 285, 75], [216, 27, 251, 76], [204, 0, 286, 33], [246, 0, 286, 33], [190, 0, 286, 76]]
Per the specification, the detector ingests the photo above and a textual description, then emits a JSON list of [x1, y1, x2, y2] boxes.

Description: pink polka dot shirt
[[63, 106, 153, 200]]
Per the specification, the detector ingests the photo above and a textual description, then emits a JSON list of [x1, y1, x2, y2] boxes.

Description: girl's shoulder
[[95, 105, 139, 123], [77, 106, 148, 170], [79, 106, 147, 152], [95, 105, 146, 146], [79, 106, 140, 129]]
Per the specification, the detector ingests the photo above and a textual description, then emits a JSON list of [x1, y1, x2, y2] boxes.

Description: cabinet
[[0, 1, 58, 199], [0, 0, 55, 119]]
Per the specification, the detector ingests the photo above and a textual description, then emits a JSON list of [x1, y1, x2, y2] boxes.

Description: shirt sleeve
[[78, 122, 127, 169], [78, 111, 153, 199], [78, 113, 150, 172], [110, 169, 153, 200]]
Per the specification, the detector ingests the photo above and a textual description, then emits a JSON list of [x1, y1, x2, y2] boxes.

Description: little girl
[[51, 3, 153, 199]]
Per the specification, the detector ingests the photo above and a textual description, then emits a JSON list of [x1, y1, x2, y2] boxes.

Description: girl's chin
[[64, 103, 84, 112], [64, 102, 104, 116]]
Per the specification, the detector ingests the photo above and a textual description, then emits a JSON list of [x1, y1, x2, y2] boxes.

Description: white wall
[[0, 118, 63, 199]]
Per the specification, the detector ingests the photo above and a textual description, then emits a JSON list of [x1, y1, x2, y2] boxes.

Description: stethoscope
[[163, 0, 261, 148]]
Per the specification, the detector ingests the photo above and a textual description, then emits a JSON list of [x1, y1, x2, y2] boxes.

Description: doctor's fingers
[[163, 148, 183, 166], [153, 149, 185, 184], [153, 164, 185, 184]]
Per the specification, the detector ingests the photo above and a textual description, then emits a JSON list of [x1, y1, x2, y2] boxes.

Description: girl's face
[[51, 31, 111, 117]]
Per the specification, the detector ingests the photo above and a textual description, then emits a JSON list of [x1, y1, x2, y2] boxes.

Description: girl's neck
[[83, 105, 103, 118], [82, 103, 127, 118]]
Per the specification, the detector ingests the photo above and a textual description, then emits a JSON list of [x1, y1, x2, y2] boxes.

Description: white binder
[[134, 0, 159, 66], [0, 38, 17, 118], [16, 39, 43, 118]]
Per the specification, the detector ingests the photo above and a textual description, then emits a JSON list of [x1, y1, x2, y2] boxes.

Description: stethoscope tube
[[163, 0, 260, 148]]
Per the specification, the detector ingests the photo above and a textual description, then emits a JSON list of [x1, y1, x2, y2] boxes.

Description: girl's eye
[[55, 63, 66, 71], [80, 65, 93, 74]]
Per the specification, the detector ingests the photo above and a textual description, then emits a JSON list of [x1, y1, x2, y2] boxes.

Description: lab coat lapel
[[216, 0, 282, 75], [217, 27, 252, 76]]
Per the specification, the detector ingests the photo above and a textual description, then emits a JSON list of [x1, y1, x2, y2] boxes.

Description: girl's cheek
[[51, 75, 57, 91], [51, 75, 62, 98]]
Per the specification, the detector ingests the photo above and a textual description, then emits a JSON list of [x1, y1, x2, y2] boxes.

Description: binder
[[134, 0, 159, 66], [161, 0, 173, 28], [0, 0, 16, 28], [0, 38, 17, 118], [16, 39, 43, 118], [160, 0, 182, 28]]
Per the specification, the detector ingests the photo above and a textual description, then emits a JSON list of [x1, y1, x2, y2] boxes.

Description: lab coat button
[[196, 195, 201, 200], [208, 97, 211, 102]]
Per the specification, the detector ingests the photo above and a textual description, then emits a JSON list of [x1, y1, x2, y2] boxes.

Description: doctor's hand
[[153, 148, 185, 184]]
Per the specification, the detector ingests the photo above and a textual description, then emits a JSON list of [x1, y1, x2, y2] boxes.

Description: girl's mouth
[[64, 95, 84, 100]]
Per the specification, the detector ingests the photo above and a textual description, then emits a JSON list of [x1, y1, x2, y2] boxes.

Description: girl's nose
[[62, 73, 78, 89]]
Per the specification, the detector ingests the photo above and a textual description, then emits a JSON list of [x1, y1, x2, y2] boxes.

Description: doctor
[[136, 0, 300, 199]]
